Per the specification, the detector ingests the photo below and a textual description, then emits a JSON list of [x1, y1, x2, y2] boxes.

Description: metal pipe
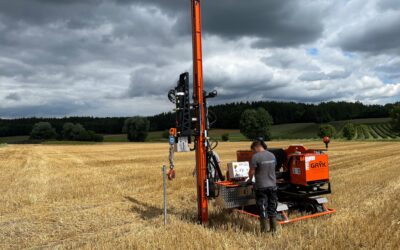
[[162, 165, 167, 225], [191, 0, 208, 225]]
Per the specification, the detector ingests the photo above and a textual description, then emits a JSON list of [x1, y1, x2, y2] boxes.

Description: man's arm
[[248, 167, 256, 183], [248, 154, 257, 183]]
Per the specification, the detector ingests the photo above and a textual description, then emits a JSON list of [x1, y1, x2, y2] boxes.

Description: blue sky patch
[[307, 48, 319, 56]]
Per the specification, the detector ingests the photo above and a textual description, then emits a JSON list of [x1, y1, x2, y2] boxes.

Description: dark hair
[[251, 139, 267, 150]]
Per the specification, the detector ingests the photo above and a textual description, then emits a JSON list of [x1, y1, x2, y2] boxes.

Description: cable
[[208, 139, 218, 151], [208, 109, 217, 128]]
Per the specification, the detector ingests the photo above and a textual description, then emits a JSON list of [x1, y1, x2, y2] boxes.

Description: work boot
[[269, 217, 277, 234], [260, 218, 268, 233]]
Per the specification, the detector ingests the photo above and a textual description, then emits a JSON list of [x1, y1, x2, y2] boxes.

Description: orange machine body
[[217, 145, 334, 224], [289, 153, 329, 186], [285, 145, 329, 186], [236, 145, 329, 187]]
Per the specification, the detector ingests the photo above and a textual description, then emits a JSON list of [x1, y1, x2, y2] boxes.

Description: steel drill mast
[[168, 0, 218, 225], [191, 0, 208, 224]]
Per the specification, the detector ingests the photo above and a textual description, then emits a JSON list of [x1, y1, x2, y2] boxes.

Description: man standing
[[248, 140, 278, 233]]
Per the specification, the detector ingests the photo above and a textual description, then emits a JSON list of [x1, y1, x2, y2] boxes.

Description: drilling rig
[[167, 0, 335, 225]]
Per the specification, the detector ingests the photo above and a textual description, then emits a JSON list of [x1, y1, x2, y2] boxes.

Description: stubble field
[[0, 141, 399, 249]]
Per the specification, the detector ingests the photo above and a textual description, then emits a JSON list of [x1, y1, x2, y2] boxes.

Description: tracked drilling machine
[[167, 0, 335, 225]]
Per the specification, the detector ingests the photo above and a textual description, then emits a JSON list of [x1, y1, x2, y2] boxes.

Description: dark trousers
[[255, 186, 278, 219]]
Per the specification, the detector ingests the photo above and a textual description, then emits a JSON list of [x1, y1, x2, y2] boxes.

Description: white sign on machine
[[228, 162, 250, 179], [305, 156, 315, 171], [175, 137, 190, 152]]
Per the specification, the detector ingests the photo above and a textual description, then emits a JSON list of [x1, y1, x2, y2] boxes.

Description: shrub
[[30, 122, 57, 140], [88, 130, 104, 142], [62, 122, 75, 140], [162, 130, 170, 139], [318, 124, 336, 138], [240, 108, 273, 140], [62, 123, 103, 142], [72, 124, 86, 140], [342, 123, 356, 140], [123, 117, 150, 142], [390, 105, 400, 133], [221, 133, 229, 141]]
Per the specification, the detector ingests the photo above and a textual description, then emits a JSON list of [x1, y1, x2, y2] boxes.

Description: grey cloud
[[0, 1, 102, 26], [0, 1, 186, 85], [334, 14, 400, 54], [376, 60, 400, 82], [0, 0, 399, 118], [262, 56, 293, 69], [376, 60, 400, 73], [0, 0, 192, 118], [327, 70, 352, 80], [0, 100, 90, 118], [208, 83, 350, 104], [298, 70, 351, 82], [203, 72, 285, 103], [378, 0, 400, 10], [203, 1, 324, 47], [261, 55, 320, 71], [298, 72, 327, 82], [5, 93, 21, 101], [118, 0, 324, 47], [0, 59, 34, 78], [128, 66, 184, 97]]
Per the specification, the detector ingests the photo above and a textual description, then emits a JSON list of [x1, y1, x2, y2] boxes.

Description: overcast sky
[[0, 0, 399, 118]]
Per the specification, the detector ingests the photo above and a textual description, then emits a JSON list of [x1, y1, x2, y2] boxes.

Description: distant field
[[0, 136, 29, 144], [103, 118, 397, 142], [210, 118, 398, 141], [1, 118, 398, 144], [104, 131, 168, 142]]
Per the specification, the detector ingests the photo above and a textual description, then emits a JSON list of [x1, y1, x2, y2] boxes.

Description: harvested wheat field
[[0, 141, 399, 249]]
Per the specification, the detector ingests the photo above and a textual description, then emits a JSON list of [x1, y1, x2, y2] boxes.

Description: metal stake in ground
[[162, 165, 167, 225]]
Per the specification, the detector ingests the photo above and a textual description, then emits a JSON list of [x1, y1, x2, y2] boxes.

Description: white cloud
[[0, 0, 399, 118]]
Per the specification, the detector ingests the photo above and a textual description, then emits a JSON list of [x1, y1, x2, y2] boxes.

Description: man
[[248, 140, 278, 233]]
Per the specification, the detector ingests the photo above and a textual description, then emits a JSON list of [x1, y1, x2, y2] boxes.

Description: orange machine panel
[[290, 154, 329, 186]]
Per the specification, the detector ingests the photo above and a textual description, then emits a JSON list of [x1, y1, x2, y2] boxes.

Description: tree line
[[29, 122, 104, 142], [150, 101, 398, 131], [0, 101, 398, 137], [209, 101, 396, 129]]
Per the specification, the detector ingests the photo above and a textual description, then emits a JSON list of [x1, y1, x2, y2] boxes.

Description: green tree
[[123, 117, 150, 142], [87, 130, 104, 142], [62, 123, 103, 142], [62, 122, 75, 140], [240, 108, 273, 140], [390, 105, 400, 133], [221, 133, 229, 142], [30, 122, 57, 140], [70, 124, 88, 141], [342, 123, 356, 140], [318, 124, 336, 138]]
